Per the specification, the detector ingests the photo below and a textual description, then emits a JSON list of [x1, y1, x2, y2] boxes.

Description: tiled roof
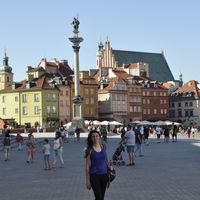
[[172, 80, 200, 97], [28, 67, 46, 72], [113, 50, 174, 82], [14, 75, 56, 91]]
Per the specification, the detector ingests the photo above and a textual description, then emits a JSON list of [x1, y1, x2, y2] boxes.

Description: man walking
[[122, 125, 136, 166]]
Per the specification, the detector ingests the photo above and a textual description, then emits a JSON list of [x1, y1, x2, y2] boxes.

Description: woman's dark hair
[[84, 130, 101, 158], [55, 131, 61, 138]]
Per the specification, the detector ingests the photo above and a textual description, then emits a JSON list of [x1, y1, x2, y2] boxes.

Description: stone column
[[69, 17, 84, 128]]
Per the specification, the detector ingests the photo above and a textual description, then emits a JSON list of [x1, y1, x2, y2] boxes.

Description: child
[[42, 139, 51, 170], [16, 133, 23, 150]]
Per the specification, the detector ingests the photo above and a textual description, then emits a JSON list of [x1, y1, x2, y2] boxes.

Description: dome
[[0, 52, 12, 73]]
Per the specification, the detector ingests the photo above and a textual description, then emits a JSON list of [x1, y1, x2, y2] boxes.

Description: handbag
[[107, 165, 116, 188]]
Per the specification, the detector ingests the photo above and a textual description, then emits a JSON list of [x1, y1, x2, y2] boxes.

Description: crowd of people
[[1, 122, 199, 200]]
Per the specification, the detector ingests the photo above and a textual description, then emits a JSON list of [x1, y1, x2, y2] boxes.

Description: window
[[143, 99, 146, 104], [130, 106, 133, 112], [22, 94, 27, 102], [90, 89, 94, 94], [2, 96, 5, 103], [160, 92, 163, 96], [190, 110, 193, 117], [189, 102, 193, 107], [161, 109, 163, 114], [148, 109, 151, 114], [15, 96, 18, 102], [178, 102, 181, 107], [52, 94, 56, 100], [52, 106, 56, 113], [47, 106, 51, 113], [154, 109, 157, 114], [171, 103, 174, 108], [60, 100, 63, 106], [185, 102, 188, 107], [143, 109, 146, 114], [7, 76, 9, 82], [154, 92, 156, 96], [60, 91, 64, 96], [85, 88, 89, 94], [134, 106, 137, 112], [34, 106, 40, 114], [66, 90, 69, 96], [22, 107, 27, 115], [185, 110, 189, 117], [160, 100, 163, 104], [90, 98, 94, 104], [85, 98, 89, 104], [34, 94, 39, 102], [3, 108, 6, 115], [147, 99, 150, 104], [15, 108, 18, 114]]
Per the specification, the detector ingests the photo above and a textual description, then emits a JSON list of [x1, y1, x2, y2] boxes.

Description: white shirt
[[156, 127, 161, 135], [124, 130, 135, 146], [43, 144, 50, 155], [53, 138, 61, 150]]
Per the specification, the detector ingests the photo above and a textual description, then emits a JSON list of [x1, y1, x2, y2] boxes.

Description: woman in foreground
[[85, 130, 108, 200]]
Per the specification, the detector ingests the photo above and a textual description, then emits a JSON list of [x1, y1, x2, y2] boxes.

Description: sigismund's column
[[69, 17, 84, 128]]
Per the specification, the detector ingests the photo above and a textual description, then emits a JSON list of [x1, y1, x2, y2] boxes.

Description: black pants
[[90, 173, 108, 200]]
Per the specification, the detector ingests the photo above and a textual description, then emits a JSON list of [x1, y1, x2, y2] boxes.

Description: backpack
[[3, 137, 11, 146]]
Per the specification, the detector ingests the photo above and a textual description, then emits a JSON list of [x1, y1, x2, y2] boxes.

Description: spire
[[4, 48, 7, 57], [179, 72, 183, 82], [3, 48, 8, 66], [178, 72, 183, 87]]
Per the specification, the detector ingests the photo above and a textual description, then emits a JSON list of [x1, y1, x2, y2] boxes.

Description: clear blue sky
[[0, 0, 199, 83]]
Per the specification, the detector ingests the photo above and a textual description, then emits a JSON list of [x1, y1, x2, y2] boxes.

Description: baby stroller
[[111, 143, 126, 166]]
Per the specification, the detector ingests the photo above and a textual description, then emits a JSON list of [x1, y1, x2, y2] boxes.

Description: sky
[[0, 0, 200, 83]]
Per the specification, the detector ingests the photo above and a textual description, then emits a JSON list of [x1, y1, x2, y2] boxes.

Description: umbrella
[[129, 120, 141, 124], [100, 121, 110, 125], [140, 120, 153, 125], [110, 121, 123, 126], [92, 120, 101, 125], [63, 122, 72, 128], [84, 120, 90, 125]]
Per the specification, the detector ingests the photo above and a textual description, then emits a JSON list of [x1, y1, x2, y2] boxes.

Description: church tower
[[96, 40, 104, 69], [0, 50, 13, 90]]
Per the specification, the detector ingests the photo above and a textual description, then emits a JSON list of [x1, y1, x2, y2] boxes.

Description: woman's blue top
[[90, 148, 107, 174]]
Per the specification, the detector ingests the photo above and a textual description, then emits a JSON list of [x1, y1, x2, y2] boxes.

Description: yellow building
[[0, 76, 59, 128]]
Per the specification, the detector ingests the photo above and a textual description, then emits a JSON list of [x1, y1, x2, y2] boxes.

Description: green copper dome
[[0, 50, 12, 73]]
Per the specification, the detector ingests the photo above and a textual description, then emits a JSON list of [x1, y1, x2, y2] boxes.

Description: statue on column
[[72, 17, 80, 32]]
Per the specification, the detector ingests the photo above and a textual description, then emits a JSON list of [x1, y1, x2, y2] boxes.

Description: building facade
[[169, 80, 200, 127]]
